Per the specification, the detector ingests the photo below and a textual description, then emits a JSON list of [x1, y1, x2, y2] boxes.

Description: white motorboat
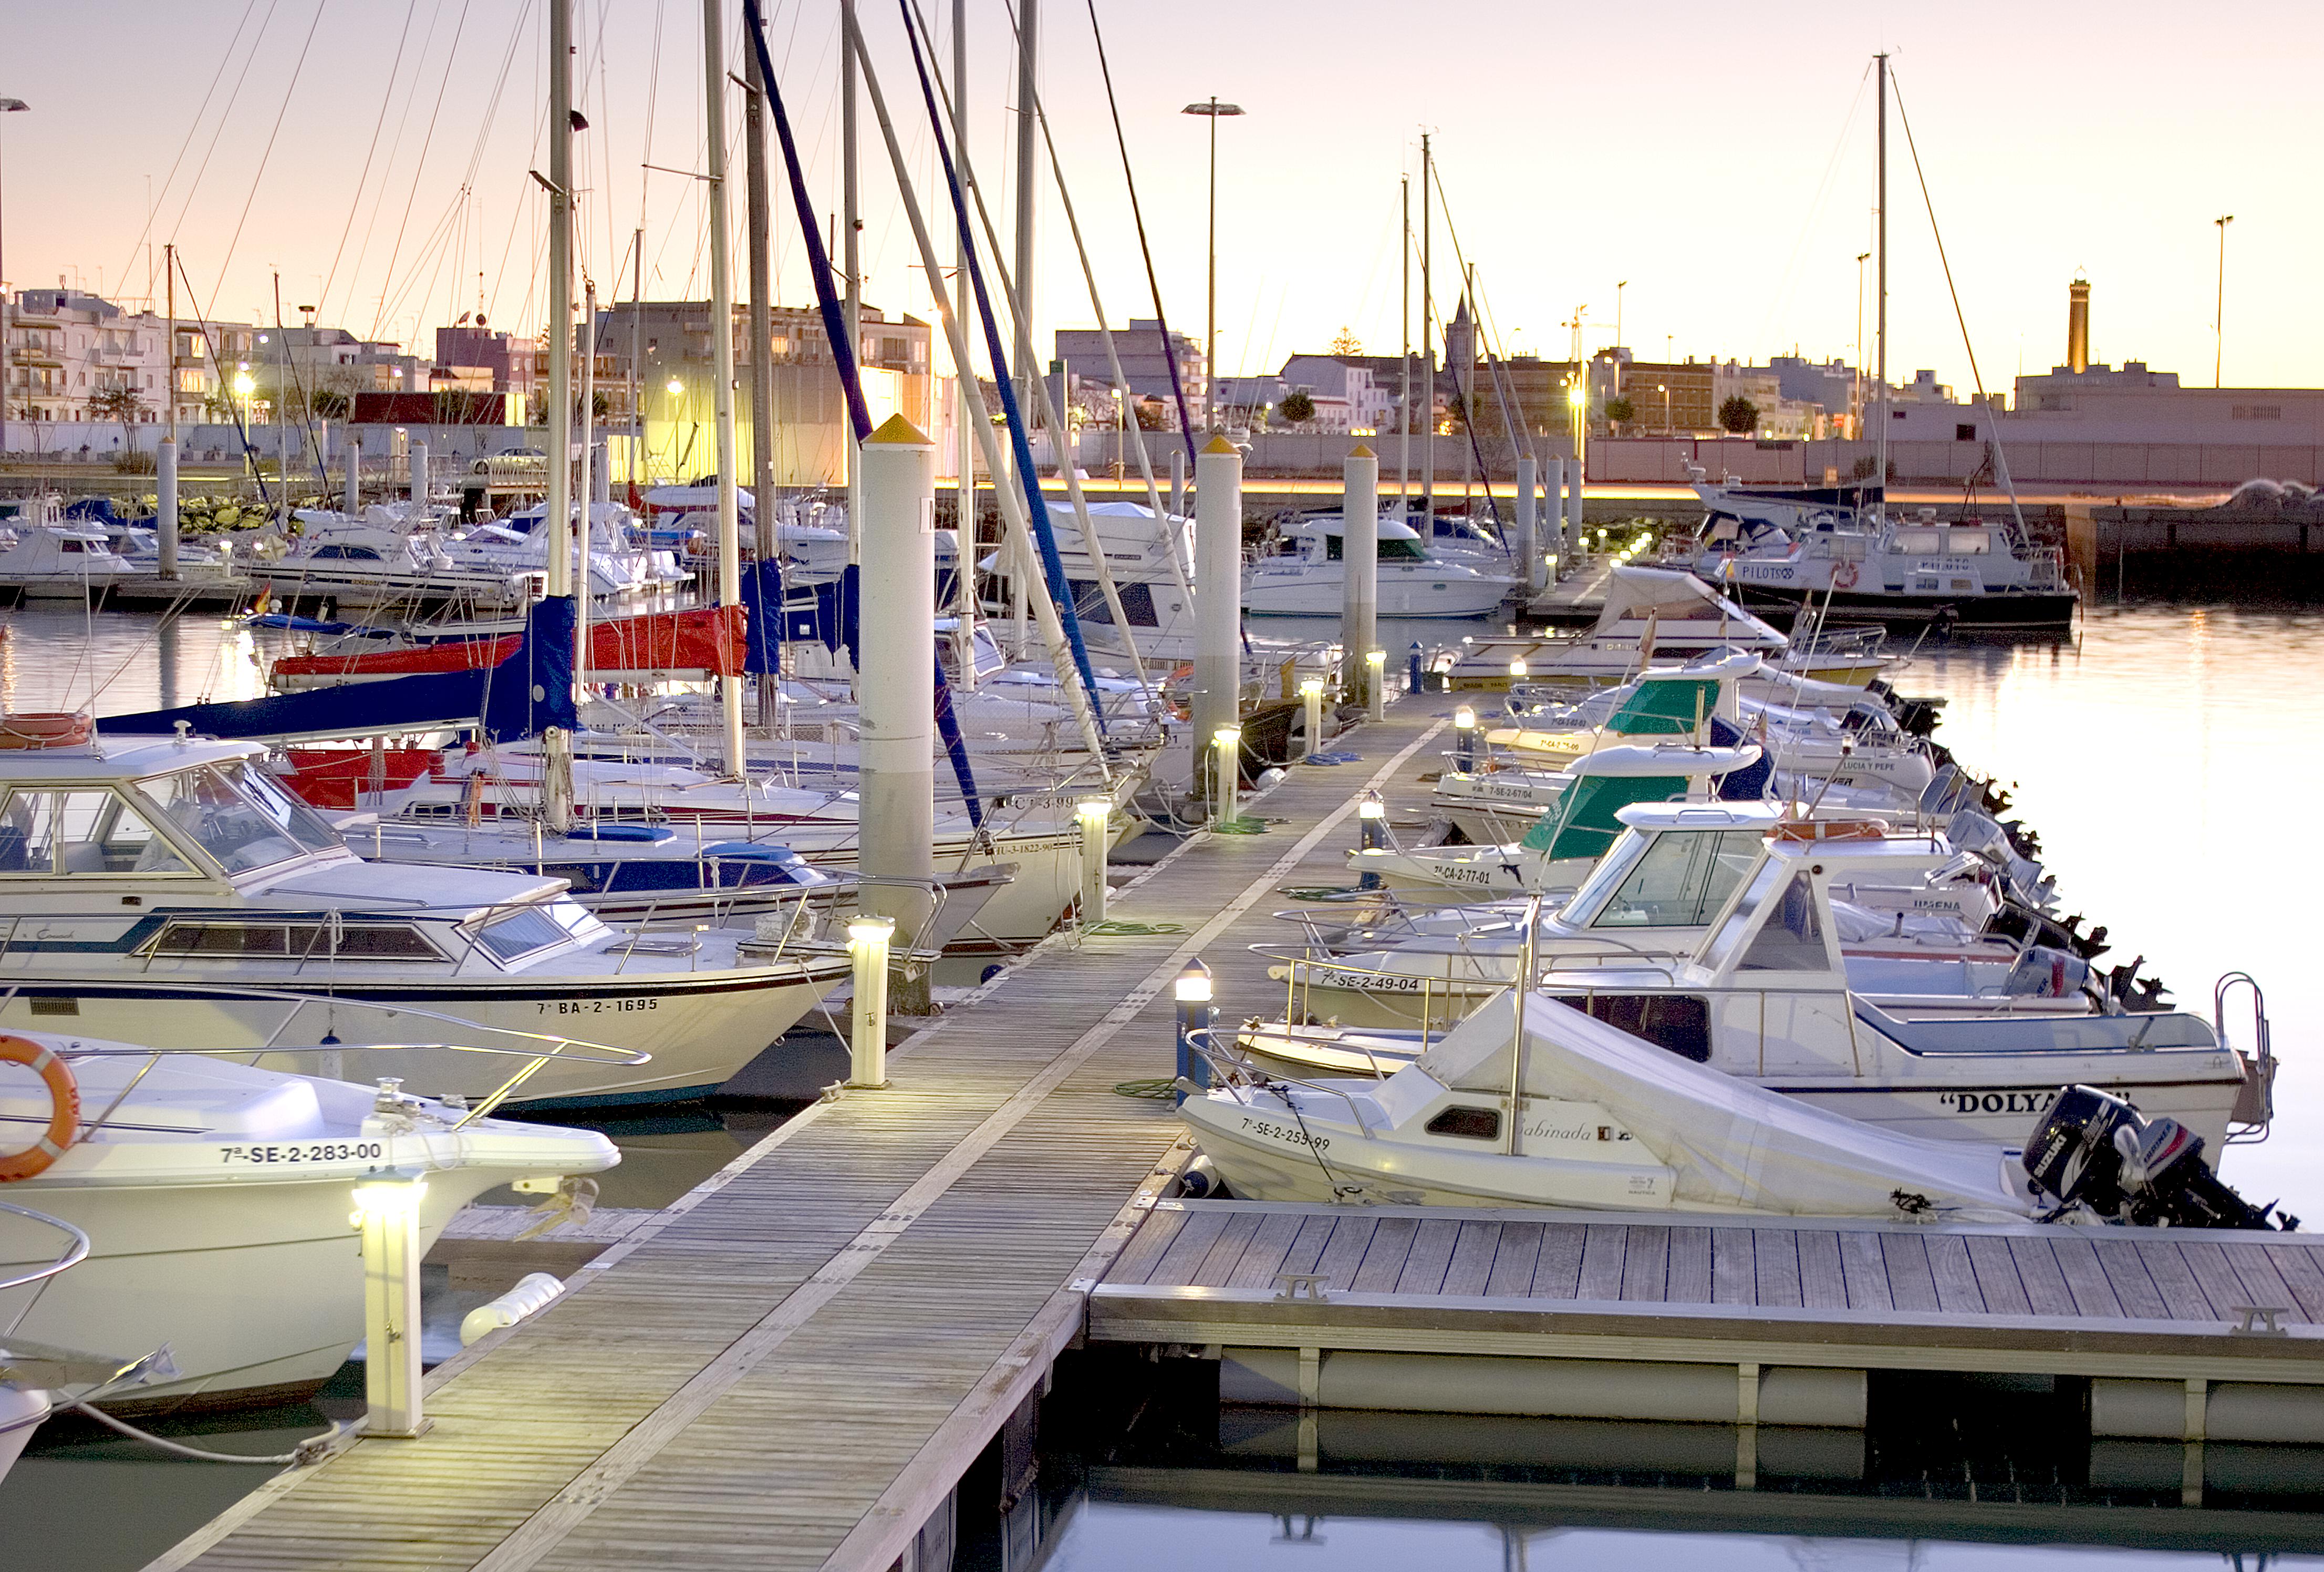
[[1443, 567, 1890, 691], [254, 508, 537, 612], [1349, 743, 1763, 897], [0, 732, 850, 1106], [0, 522, 250, 607], [458, 500, 690, 605], [1243, 515, 1520, 619], [1182, 989, 2038, 1218], [1689, 478, 2078, 632], [0, 1038, 617, 1410]]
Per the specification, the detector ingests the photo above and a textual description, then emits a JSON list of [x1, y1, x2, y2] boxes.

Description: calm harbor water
[[4, 597, 2322, 1567]]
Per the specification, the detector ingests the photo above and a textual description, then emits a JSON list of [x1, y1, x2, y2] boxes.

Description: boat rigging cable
[[1080, 0, 1199, 466], [739, 0, 988, 823], [880, 0, 1113, 731], [211, 0, 334, 312], [315, 0, 425, 316], [1886, 71, 2031, 546], [110, 0, 275, 291], [1418, 163, 1509, 532]]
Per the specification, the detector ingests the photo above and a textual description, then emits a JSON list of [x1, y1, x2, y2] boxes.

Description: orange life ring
[[1833, 561, 1860, 591], [0, 1034, 79, 1182]]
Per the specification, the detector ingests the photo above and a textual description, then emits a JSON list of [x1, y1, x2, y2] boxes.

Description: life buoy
[[0, 1035, 79, 1182], [1833, 561, 1860, 591]]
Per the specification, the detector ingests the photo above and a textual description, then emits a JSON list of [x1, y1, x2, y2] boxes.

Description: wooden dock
[[143, 704, 1454, 1572], [1522, 555, 1619, 624]]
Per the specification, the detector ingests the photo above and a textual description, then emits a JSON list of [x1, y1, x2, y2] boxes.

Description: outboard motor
[[2023, 1086, 2293, 1231]]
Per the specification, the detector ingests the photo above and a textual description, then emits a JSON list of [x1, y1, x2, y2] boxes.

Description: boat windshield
[[136, 761, 345, 876], [1588, 828, 1765, 928]]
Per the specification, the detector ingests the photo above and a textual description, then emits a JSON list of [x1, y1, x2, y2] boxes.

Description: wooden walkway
[[144, 704, 1451, 1572], [1092, 1199, 2324, 1411]]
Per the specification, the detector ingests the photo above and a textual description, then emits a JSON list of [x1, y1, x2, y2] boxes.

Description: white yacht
[[0, 522, 248, 607], [458, 501, 690, 606], [0, 1038, 617, 1410], [254, 508, 536, 612], [0, 733, 851, 1106], [1243, 515, 1520, 619]]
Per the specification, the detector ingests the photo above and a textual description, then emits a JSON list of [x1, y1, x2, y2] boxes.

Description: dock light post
[[2215, 214, 2234, 389], [1075, 795, 1111, 925], [1174, 957, 1214, 1104], [1212, 725, 1242, 826], [1299, 677, 1324, 761], [1356, 793, 1388, 890], [353, 1173, 429, 1438], [1454, 705, 1477, 772], [1364, 649, 1386, 722], [1181, 98, 1246, 433], [846, 916, 894, 1089], [1509, 658, 1528, 682], [1566, 383, 1587, 553], [1407, 641, 1424, 695]]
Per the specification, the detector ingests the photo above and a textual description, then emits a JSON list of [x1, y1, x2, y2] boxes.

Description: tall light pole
[[1181, 97, 1244, 433], [1613, 280, 1627, 396], [2214, 214, 2234, 389], [0, 98, 28, 459]]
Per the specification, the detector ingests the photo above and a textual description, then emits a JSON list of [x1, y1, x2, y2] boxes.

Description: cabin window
[[1377, 537, 1427, 562], [60, 539, 84, 553], [1700, 859, 1783, 970], [334, 923, 442, 959], [1426, 1105, 1502, 1141], [1576, 993, 1713, 1062], [1737, 871, 1830, 971], [1066, 579, 1158, 628], [472, 905, 570, 962], [0, 789, 193, 875], [1592, 829, 1763, 927]]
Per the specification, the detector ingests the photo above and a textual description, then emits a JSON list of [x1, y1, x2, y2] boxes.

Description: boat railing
[[1181, 1027, 1378, 1136], [0, 1199, 89, 1301], [2215, 970, 2275, 1143], [25, 984, 650, 1131]]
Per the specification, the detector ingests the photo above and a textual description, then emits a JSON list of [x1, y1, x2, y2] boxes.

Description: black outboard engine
[[2024, 1086, 2293, 1230]]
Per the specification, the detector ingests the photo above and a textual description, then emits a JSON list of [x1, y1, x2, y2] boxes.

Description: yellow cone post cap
[[1348, 442, 1375, 459], [1202, 435, 1239, 456], [867, 412, 932, 446]]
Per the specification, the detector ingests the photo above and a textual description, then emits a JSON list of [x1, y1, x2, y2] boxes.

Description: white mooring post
[[355, 1171, 429, 1437], [1565, 454, 1585, 556], [858, 413, 938, 948], [1545, 457, 1566, 563], [156, 438, 180, 580], [1340, 442, 1378, 707], [1076, 795, 1111, 925], [1364, 649, 1386, 722], [847, 915, 894, 1089], [411, 440, 429, 507], [1169, 447, 1186, 521], [1514, 454, 1537, 595], [1192, 436, 1243, 805], [345, 437, 362, 512], [1212, 726, 1242, 826], [1299, 677, 1324, 761]]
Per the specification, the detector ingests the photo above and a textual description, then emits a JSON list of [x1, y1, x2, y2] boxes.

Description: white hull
[[0, 1387, 46, 1481], [1244, 563, 1516, 619]]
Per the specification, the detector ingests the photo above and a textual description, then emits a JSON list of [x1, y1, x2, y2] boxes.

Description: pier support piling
[[1514, 454, 1537, 595], [156, 439, 179, 580], [410, 441, 428, 508], [346, 437, 362, 513], [1340, 443, 1378, 707], [857, 414, 938, 1006]]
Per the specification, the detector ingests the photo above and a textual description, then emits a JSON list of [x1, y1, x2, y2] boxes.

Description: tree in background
[[1279, 388, 1317, 426], [1603, 396, 1635, 433], [1717, 396, 1758, 435], [89, 386, 144, 449], [1328, 325, 1362, 356]]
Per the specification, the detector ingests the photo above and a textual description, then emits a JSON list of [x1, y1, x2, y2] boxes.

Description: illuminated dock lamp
[[1212, 725, 1243, 826], [1453, 705, 1478, 772], [1174, 957, 1215, 1104], [351, 1171, 430, 1438], [1075, 795, 1112, 925], [1299, 677, 1324, 761], [1355, 793, 1390, 890], [1364, 649, 1387, 721], [846, 915, 895, 1089]]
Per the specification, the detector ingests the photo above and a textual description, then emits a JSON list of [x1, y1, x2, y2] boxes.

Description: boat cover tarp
[[105, 597, 581, 744], [1410, 991, 2029, 1219], [271, 604, 746, 682]]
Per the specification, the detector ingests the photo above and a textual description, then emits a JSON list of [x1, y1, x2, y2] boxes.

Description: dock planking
[[1091, 1198, 2324, 1406], [144, 705, 1452, 1572]]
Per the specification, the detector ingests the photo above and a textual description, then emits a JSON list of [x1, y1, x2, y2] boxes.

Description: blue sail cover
[[107, 597, 581, 743]]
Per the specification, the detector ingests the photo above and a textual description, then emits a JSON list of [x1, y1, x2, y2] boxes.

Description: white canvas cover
[[1409, 991, 2031, 1220]]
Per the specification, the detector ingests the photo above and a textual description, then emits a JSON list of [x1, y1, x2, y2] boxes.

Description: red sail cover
[[272, 604, 745, 684]]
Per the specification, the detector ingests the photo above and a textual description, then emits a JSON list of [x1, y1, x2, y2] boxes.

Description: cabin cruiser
[[458, 500, 690, 605], [970, 500, 1195, 667], [1182, 989, 2038, 1218], [0, 732, 851, 1106], [0, 1038, 616, 1409], [0, 522, 249, 607], [1689, 473, 2077, 630], [1243, 515, 1521, 619], [1443, 566, 1890, 691], [1274, 802, 2073, 1034], [254, 508, 540, 612]]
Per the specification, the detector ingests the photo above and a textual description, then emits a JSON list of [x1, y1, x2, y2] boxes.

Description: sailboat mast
[[703, 0, 746, 774], [543, 0, 577, 831], [1420, 133, 1434, 520], [1013, 0, 1038, 439], [1875, 51, 1888, 515], [743, 17, 780, 723], [1398, 174, 1410, 505], [578, 281, 596, 702], [842, 0, 863, 567]]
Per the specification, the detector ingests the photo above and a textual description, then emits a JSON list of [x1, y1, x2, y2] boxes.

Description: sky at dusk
[[5, 0, 2318, 397]]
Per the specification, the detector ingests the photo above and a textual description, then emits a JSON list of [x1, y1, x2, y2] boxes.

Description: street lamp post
[[2215, 214, 2234, 389], [1658, 382, 1669, 435], [0, 98, 28, 459], [1181, 97, 1245, 435]]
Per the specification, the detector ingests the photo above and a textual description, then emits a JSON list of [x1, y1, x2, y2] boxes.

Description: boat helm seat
[[60, 841, 107, 874]]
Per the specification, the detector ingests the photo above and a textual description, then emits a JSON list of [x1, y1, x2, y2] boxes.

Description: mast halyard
[[703, 0, 746, 777], [542, 0, 577, 832]]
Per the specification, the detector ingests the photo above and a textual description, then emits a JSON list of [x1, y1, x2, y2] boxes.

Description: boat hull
[[0, 1387, 45, 1482], [1732, 583, 2080, 632]]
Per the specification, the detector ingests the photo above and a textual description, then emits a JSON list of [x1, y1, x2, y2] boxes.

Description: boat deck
[[143, 701, 1453, 1572]]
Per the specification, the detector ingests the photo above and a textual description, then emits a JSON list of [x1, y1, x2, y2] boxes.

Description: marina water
[[4, 600, 2322, 1568]]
